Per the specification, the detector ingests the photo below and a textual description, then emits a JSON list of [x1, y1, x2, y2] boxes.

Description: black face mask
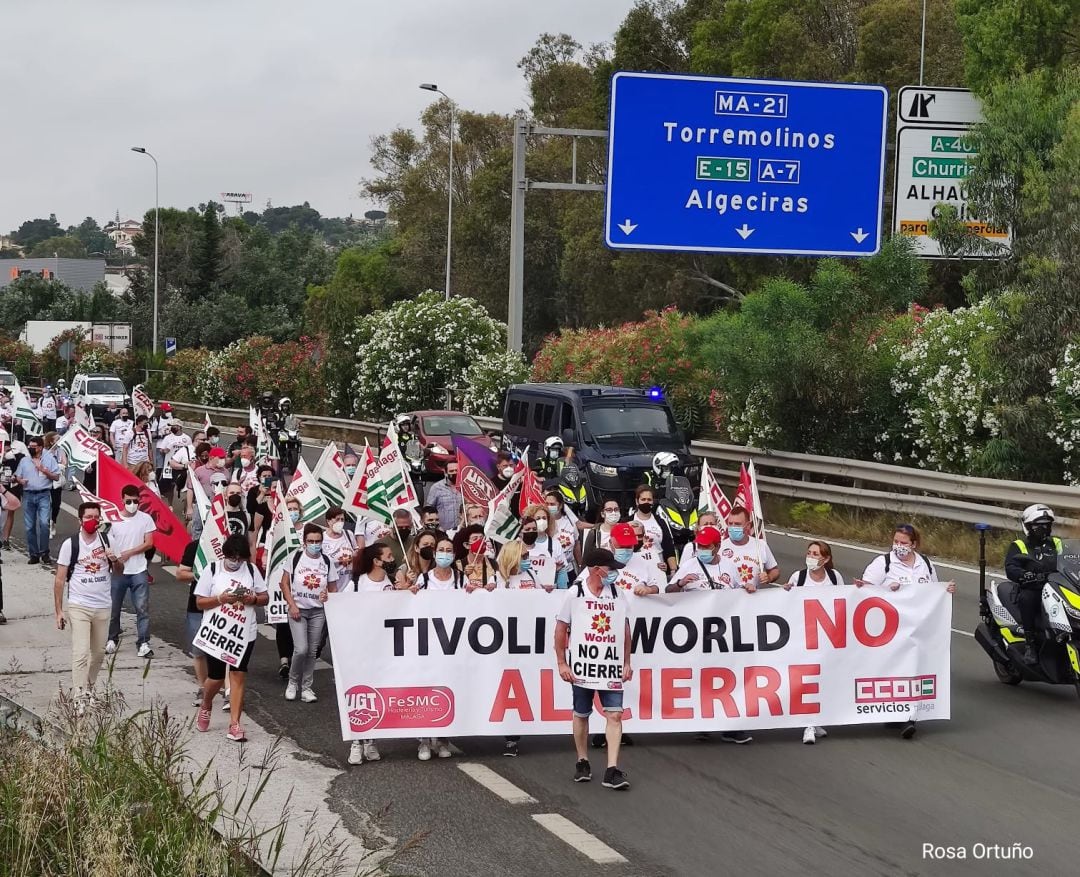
[[381, 560, 398, 578], [521, 531, 539, 546], [419, 546, 435, 561], [397, 526, 412, 538], [447, 473, 457, 485], [227, 495, 242, 508], [638, 502, 653, 515], [1029, 524, 1052, 542]]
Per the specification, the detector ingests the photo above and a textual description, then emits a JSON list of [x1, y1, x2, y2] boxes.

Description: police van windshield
[[582, 402, 679, 446], [87, 378, 126, 395]]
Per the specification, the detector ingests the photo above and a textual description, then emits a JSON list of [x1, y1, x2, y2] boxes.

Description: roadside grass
[[762, 497, 1021, 570], [0, 688, 421, 877]]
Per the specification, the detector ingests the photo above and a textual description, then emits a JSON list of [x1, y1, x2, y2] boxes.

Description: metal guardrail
[[164, 401, 1079, 529]]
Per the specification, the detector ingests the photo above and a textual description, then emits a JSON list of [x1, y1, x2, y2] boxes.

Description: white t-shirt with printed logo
[[352, 573, 393, 593], [58, 533, 113, 609], [193, 561, 267, 638], [633, 513, 665, 555], [553, 515, 578, 560], [861, 552, 932, 590], [613, 552, 666, 592], [524, 536, 564, 589], [716, 537, 778, 589], [322, 530, 356, 588], [672, 553, 726, 591], [288, 549, 331, 608], [125, 430, 152, 465]]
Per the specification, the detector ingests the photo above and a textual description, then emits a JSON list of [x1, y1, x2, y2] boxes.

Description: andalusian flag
[[344, 442, 376, 518], [484, 451, 526, 543], [265, 482, 301, 573], [193, 500, 229, 579], [365, 424, 418, 525], [314, 442, 348, 509], [12, 386, 43, 436], [55, 425, 112, 472], [286, 455, 329, 522]]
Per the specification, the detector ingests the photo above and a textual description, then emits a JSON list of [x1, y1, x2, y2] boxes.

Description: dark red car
[[405, 410, 496, 477]]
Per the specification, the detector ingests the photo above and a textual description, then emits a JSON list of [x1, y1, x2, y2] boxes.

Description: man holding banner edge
[[555, 547, 633, 791]]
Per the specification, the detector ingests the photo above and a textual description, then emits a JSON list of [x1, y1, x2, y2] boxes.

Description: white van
[[72, 372, 130, 418]]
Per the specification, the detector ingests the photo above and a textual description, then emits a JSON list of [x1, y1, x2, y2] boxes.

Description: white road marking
[[952, 629, 975, 638], [457, 763, 537, 804], [532, 813, 627, 864]]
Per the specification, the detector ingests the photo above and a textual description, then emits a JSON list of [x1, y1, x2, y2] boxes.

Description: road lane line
[[952, 628, 975, 638], [456, 763, 537, 804], [532, 813, 627, 864]]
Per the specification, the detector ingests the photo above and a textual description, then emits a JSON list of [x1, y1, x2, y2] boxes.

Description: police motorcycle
[[394, 414, 427, 505], [274, 397, 302, 477], [651, 452, 697, 553], [974, 506, 1080, 696]]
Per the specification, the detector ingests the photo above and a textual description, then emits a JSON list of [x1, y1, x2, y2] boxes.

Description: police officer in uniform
[[1004, 504, 1062, 664]]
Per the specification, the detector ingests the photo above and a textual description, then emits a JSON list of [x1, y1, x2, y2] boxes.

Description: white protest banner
[[325, 586, 951, 739], [75, 481, 124, 523], [132, 385, 154, 419], [192, 600, 251, 667], [265, 566, 290, 625], [567, 590, 629, 690], [526, 548, 556, 590]]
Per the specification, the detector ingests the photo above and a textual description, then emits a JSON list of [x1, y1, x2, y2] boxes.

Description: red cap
[[695, 525, 723, 546], [609, 522, 637, 548], [160, 402, 173, 412], [209, 447, 227, 459]]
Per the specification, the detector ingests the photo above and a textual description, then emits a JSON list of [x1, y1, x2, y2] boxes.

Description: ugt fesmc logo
[[344, 685, 455, 733], [855, 675, 937, 703]]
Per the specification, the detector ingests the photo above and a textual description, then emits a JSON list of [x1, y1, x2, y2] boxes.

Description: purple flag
[[452, 434, 498, 480]]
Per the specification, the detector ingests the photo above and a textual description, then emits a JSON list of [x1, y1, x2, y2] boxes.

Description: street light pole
[[420, 83, 454, 301], [130, 146, 159, 354]]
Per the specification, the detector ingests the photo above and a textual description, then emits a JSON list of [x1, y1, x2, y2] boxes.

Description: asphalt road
[[39, 439, 1080, 877]]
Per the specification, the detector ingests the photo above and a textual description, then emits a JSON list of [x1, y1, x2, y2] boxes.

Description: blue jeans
[[22, 489, 51, 559], [571, 684, 624, 718], [108, 571, 151, 645]]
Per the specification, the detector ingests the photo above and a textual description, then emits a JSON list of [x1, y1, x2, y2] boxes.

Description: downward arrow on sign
[[850, 228, 869, 243], [618, 219, 638, 235], [735, 224, 755, 240]]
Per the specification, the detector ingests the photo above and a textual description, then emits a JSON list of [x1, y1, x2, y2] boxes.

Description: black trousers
[[1016, 586, 1042, 637]]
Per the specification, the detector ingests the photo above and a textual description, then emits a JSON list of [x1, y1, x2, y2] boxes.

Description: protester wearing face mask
[[224, 484, 250, 537], [280, 523, 333, 703], [425, 460, 462, 531], [104, 485, 158, 658], [679, 512, 721, 565], [556, 548, 632, 791], [418, 506, 441, 530], [44, 431, 65, 538], [109, 409, 134, 452], [205, 426, 222, 448], [322, 507, 358, 591], [584, 498, 622, 554], [544, 491, 581, 565], [52, 503, 112, 707], [494, 451, 516, 488], [16, 435, 61, 565], [405, 529, 440, 588], [669, 525, 726, 591], [416, 536, 463, 594], [157, 420, 191, 505], [454, 527, 500, 591], [122, 415, 152, 470], [387, 508, 415, 567], [718, 506, 780, 593], [81, 425, 113, 496], [193, 534, 268, 742], [520, 504, 567, 590], [150, 402, 175, 469], [497, 540, 535, 590], [233, 446, 259, 492], [631, 485, 678, 575], [609, 522, 664, 596], [248, 464, 276, 557], [182, 442, 213, 526]]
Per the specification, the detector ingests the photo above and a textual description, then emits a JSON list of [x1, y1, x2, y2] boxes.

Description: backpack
[[796, 567, 838, 587], [65, 531, 112, 584], [881, 552, 935, 578], [208, 560, 256, 581], [575, 579, 618, 599], [291, 549, 332, 580], [419, 567, 464, 590], [697, 558, 720, 589]]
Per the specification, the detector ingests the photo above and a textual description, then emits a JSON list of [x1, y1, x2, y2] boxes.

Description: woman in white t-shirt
[[281, 524, 332, 703], [322, 506, 357, 591], [784, 540, 843, 746], [497, 540, 536, 590], [544, 489, 581, 571], [417, 537, 465, 591], [520, 507, 567, 591], [405, 529, 440, 588], [193, 534, 268, 743], [583, 498, 622, 554]]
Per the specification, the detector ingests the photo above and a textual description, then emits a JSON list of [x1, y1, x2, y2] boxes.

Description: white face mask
[[805, 556, 820, 570], [124, 500, 139, 513], [603, 511, 620, 525], [893, 543, 912, 559], [501, 466, 514, 479], [536, 518, 548, 533], [329, 521, 344, 535]]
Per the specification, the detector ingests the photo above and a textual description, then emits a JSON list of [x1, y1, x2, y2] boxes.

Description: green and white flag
[[365, 424, 418, 525], [12, 386, 43, 436], [286, 454, 329, 522], [266, 482, 301, 574], [484, 450, 526, 543], [188, 462, 213, 525], [192, 502, 229, 580], [314, 441, 348, 509], [55, 425, 112, 472]]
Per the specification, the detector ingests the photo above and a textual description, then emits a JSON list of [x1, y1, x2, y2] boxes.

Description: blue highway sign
[[605, 72, 888, 257]]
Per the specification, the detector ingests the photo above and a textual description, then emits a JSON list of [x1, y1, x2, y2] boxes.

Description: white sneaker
[[417, 740, 432, 761], [300, 688, 318, 703], [49, 522, 56, 538], [284, 683, 298, 701], [362, 741, 381, 762], [435, 739, 452, 759], [802, 726, 816, 745], [348, 741, 364, 765], [221, 690, 231, 712], [137, 642, 153, 658], [814, 726, 828, 739], [104, 639, 117, 655]]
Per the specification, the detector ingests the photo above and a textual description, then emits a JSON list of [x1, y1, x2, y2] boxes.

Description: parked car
[[403, 410, 497, 477], [502, 383, 699, 509], [72, 372, 130, 419], [0, 370, 18, 390]]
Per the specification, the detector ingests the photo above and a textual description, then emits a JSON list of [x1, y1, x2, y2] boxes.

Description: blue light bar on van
[[648, 386, 664, 401]]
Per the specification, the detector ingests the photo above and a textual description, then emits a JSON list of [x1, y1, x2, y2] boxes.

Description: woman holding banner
[[193, 535, 268, 742]]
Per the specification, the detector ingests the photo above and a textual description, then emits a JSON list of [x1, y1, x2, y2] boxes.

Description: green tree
[[0, 275, 69, 327], [855, 0, 965, 94], [192, 201, 222, 298], [305, 239, 403, 342], [27, 235, 88, 258], [69, 217, 114, 255], [12, 215, 63, 248]]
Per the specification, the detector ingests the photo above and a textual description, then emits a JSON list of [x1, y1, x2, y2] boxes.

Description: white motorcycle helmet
[[543, 435, 563, 459], [395, 414, 412, 432], [652, 451, 679, 478], [1021, 503, 1055, 531]]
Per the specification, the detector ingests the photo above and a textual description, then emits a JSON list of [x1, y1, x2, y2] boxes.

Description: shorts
[[571, 684, 624, 718], [205, 642, 255, 680], [185, 611, 202, 654]]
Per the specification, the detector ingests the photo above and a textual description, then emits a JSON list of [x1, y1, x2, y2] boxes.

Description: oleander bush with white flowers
[[1050, 343, 1080, 484]]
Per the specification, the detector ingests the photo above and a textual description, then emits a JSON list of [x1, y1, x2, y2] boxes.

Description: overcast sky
[[0, 0, 635, 233]]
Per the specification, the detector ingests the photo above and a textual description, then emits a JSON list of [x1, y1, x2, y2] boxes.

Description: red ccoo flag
[[517, 464, 546, 515], [96, 451, 190, 563]]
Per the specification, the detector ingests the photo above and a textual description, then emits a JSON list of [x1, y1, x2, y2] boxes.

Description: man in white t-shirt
[[668, 525, 727, 591], [53, 502, 113, 700], [105, 485, 158, 657], [109, 407, 134, 452], [610, 522, 664, 595], [716, 507, 779, 592]]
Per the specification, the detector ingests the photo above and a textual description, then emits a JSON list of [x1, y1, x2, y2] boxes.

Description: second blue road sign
[[605, 71, 888, 257]]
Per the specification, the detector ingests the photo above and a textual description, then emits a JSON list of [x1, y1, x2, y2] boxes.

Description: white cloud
[[0, 0, 633, 231]]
